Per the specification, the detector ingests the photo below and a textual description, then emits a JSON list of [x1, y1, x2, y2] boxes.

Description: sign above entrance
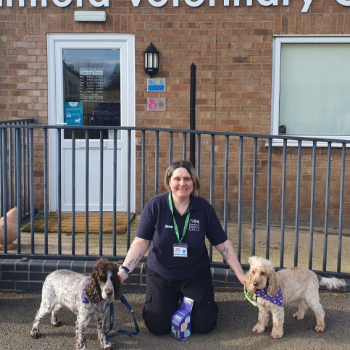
[[1, 0, 349, 12], [147, 78, 166, 92], [1, 0, 109, 8], [129, 0, 350, 13], [147, 98, 166, 111]]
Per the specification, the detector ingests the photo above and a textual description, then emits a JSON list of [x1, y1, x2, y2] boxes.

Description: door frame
[[47, 33, 135, 213]]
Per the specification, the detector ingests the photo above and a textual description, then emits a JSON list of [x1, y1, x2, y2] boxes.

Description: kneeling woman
[[118, 160, 246, 335]]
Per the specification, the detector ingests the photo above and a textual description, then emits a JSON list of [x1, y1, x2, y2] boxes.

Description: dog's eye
[[99, 275, 107, 282], [260, 271, 266, 276]]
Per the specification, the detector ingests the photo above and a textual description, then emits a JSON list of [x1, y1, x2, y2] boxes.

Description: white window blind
[[280, 43, 350, 136]]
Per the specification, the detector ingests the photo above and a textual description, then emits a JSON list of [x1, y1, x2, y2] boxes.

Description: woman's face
[[169, 167, 193, 201]]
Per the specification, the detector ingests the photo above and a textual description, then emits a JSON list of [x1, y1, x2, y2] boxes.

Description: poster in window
[[64, 102, 83, 126]]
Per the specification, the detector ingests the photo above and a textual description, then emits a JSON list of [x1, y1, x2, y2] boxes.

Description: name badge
[[173, 243, 188, 258]]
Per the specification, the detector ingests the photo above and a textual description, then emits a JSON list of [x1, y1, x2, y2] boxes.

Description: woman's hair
[[163, 160, 200, 197]]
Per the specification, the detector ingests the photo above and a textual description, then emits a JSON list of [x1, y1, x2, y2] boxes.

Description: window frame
[[271, 36, 350, 147]]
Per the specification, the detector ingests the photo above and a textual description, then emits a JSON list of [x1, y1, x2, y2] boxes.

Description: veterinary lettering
[[128, 0, 342, 13], [2, 0, 109, 7], [1, 0, 349, 12]]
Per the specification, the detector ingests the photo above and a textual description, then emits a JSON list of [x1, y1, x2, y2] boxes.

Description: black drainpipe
[[190, 63, 196, 166]]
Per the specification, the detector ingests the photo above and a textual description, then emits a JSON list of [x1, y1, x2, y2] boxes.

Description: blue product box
[[171, 296, 194, 340]]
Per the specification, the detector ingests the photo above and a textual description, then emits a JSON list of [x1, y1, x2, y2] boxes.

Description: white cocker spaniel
[[245, 256, 346, 339]]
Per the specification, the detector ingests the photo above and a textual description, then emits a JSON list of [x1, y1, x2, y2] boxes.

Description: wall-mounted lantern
[[144, 43, 159, 78]]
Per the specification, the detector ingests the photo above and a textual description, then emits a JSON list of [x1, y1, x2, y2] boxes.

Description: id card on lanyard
[[173, 243, 188, 257], [168, 192, 190, 258]]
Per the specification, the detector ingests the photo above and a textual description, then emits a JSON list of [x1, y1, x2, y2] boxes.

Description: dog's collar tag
[[81, 279, 90, 304], [255, 285, 283, 306]]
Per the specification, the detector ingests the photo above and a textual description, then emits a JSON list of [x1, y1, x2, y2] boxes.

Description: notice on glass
[[79, 68, 104, 101], [64, 102, 83, 126]]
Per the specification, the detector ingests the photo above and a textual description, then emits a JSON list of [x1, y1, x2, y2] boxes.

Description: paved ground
[[2, 216, 350, 349], [1, 290, 349, 350]]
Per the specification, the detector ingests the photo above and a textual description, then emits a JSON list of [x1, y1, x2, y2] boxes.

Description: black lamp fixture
[[144, 43, 159, 78]]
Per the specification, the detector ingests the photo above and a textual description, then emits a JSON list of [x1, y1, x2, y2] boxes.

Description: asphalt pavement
[[1, 290, 349, 350]]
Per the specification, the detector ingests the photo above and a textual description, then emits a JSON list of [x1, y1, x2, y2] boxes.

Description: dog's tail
[[317, 274, 346, 290]]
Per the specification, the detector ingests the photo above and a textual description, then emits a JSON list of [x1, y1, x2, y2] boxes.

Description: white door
[[47, 34, 135, 212]]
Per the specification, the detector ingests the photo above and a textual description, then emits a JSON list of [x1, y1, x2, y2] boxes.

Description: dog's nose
[[253, 281, 258, 286], [105, 289, 113, 297]]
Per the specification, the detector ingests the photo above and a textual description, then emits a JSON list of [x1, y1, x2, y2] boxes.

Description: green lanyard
[[168, 192, 191, 243]]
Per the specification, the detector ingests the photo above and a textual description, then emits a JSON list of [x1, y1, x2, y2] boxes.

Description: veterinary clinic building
[[1, 0, 350, 227]]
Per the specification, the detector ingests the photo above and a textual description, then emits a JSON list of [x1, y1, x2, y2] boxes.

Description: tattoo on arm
[[127, 253, 142, 268], [220, 247, 230, 262], [126, 238, 151, 268]]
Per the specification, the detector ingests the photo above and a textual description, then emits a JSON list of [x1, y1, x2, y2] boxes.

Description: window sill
[[267, 137, 350, 148]]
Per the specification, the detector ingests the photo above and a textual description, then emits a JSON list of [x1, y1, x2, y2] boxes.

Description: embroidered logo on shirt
[[189, 219, 200, 231], [165, 224, 173, 229]]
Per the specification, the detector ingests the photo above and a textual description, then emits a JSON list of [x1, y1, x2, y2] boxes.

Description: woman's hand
[[118, 269, 129, 284], [236, 271, 247, 286]]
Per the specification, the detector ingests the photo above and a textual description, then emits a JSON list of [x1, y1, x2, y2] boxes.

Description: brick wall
[[0, 258, 243, 293], [1, 257, 348, 293], [1, 1, 350, 226]]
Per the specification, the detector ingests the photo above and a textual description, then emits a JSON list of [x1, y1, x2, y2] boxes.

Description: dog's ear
[[267, 269, 279, 297], [245, 270, 255, 293], [84, 275, 103, 303], [248, 256, 256, 265], [110, 264, 122, 300]]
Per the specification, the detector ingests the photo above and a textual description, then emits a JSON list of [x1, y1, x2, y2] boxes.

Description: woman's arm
[[214, 239, 247, 286], [118, 237, 151, 283]]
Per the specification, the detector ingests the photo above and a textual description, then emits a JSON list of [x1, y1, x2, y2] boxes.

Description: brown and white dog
[[245, 256, 346, 339], [30, 258, 122, 350]]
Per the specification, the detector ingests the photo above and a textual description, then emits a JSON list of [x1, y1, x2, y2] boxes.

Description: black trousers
[[142, 267, 218, 335]]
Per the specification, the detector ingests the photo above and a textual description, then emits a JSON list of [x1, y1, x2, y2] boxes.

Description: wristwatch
[[119, 265, 131, 276]]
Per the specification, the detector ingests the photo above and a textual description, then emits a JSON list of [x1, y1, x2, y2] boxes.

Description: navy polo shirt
[[136, 192, 228, 282]]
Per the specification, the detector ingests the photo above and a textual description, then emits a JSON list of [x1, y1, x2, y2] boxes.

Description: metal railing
[[0, 123, 349, 279], [0, 119, 38, 219]]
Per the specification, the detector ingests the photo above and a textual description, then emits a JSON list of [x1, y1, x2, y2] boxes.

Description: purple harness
[[255, 285, 283, 306], [81, 279, 89, 304]]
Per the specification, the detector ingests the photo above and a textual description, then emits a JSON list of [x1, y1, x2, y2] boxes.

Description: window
[[62, 49, 121, 140], [271, 36, 350, 146]]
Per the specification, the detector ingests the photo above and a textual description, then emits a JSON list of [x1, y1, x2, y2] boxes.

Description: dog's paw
[[51, 320, 62, 327], [270, 331, 283, 339], [252, 324, 265, 334], [103, 344, 113, 350], [315, 323, 325, 333], [292, 311, 305, 320], [30, 329, 41, 339]]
